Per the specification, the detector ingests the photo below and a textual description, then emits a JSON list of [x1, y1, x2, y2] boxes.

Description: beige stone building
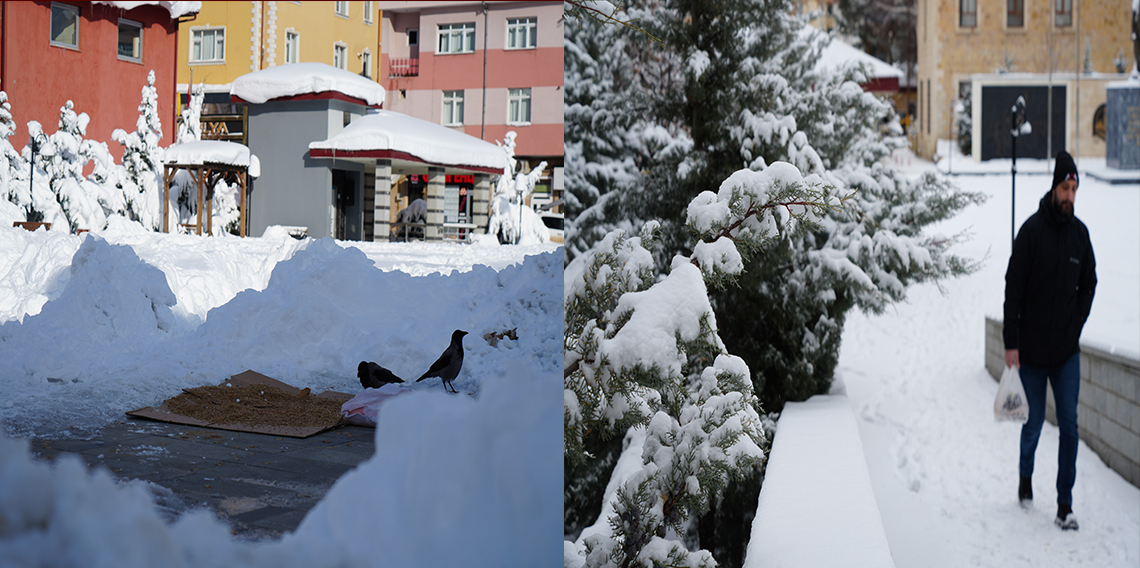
[[916, 0, 1134, 160]]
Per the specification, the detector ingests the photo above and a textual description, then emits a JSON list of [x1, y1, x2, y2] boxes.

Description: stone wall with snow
[[986, 317, 1140, 489]]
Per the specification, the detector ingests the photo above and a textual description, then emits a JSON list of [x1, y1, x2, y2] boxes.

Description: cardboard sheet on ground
[[126, 370, 353, 438]]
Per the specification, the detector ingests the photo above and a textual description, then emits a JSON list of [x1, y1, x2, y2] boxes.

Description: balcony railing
[[389, 57, 420, 78]]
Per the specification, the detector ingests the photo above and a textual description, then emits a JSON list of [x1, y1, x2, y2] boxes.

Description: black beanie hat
[[1052, 150, 1078, 191]]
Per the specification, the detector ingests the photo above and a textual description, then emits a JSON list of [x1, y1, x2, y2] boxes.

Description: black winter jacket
[[1003, 190, 1097, 368]]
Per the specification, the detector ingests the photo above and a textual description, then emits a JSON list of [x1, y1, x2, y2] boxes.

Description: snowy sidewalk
[[29, 418, 376, 541], [837, 164, 1140, 567]]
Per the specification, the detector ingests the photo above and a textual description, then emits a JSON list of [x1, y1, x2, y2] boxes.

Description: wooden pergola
[[161, 162, 250, 237]]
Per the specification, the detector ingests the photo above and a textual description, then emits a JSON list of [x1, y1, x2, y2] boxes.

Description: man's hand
[[1005, 349, 1020, 369]]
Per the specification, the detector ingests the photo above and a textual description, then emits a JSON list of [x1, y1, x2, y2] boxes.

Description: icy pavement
[[838, 157, 1139, 567]]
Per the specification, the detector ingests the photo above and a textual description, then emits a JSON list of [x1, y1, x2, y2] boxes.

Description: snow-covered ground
[[0, 223, 563, 566], [839, 148, 1139, 567]]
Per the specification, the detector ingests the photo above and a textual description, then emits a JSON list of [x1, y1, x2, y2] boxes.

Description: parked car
[[540, 212, 563, 243]]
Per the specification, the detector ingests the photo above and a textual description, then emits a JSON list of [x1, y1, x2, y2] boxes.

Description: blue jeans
[[1018, 352, 1081, 505]]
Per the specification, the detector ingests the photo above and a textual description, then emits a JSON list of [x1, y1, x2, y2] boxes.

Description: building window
[[363, 1, 373, 24], [443, 90, 464, 126], [335, 1, 349, 18], [408, 29, 419, 46], [438, 23, 475, 54], [959, 0, 977, 28], [361, 49, 372, 78], [285, 30, 299, 64], [334, 43, 348, 70], [1007, 0, 1024, 27], [117, 18, 142, 61], [508, 88, 531, 124], [50, 2, 79, 49], [506, 17, 537, 50], [191, 28, 225, 63], [1055, 0, 1072, 27]]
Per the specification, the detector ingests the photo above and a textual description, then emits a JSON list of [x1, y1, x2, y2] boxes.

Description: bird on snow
[[358, 361, 405, 389], [415, 330, 467, 394]]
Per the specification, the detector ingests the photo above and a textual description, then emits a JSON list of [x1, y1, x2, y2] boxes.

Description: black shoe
[[1055, 503, 1079, 531], [1018, 476, 1032, 507]]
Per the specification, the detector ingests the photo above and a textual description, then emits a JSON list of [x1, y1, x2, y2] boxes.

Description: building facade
[[177, 1, 380, 88], [380, 1, 563, 212], [916, 0, 1134, 160], [0, 1, 193, 160]]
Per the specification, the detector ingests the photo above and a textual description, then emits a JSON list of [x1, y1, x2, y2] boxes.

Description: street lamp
[[1009, 96, 1030, 250]]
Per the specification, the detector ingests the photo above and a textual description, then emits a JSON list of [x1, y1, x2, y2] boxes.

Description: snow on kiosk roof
[[164, 140, 260, 178], [230, 62, 386, 107], [308, 110, 510, 174]]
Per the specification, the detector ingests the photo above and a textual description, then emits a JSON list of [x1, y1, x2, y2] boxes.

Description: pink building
[[380, 1, 563, 211]]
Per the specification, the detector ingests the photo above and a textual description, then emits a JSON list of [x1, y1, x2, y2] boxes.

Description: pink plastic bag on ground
[[341, 383, 414, 427], [994, 365, 1029, 423]]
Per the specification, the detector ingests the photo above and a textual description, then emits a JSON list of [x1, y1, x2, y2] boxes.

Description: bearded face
[[1053, 178, 1077, 218]]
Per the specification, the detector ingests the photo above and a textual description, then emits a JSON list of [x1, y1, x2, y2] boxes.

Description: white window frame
[[408, 28, 419, 46], [335, 1, 349, 18], [442, 90, 464, 126], [334, 42, 348, 70], [50, 2, 80, 50], [507, 88, 531, 125], [117, 18, 143, 62], [506, 17, 537, 50], [437, 23, 475, 55], [284, 29, 300, 64], [190, 26, 226, 64], [363, 1, 373, 25], [361, 48, 372, 78]]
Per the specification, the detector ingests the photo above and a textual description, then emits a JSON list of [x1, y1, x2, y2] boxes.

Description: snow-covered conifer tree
[[176, 83, 205, 144], [566, 162, 847, 568], [0, 91, 27, 217], [113, 70, 164, 230], [566, 1, 985, 564], [23, 102, 109, 232]]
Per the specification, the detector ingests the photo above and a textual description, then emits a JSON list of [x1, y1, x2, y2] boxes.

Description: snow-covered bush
[[0, 91, 30, 222], [955, 92, 972, 156], [565, 160, 846, 568], [565, 1, 985, 564], [113, 70, 165, 231], [489, 131, 550, 244]]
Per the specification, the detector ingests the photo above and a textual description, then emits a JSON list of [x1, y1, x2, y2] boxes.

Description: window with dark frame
[[959, 0, 977, 28], [1055, 0, 1072, 27], [1007, 0, 1024, 28], [408, 29, 418, 46], [51, 2, 79, 49], [118, 19, 143, 61]]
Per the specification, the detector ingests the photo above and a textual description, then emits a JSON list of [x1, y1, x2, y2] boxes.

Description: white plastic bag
[[994, 365, 1029, 423], [341, 383, 414, 427]]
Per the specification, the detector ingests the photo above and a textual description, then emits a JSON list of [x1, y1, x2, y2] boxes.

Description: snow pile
[[164, 140, 261, 178], [309, 110, 508, 172], [91, 1, 202, 19], [0, 225, 561, 440], [0, 364, 561, 567], [232, 62, 386, 106]]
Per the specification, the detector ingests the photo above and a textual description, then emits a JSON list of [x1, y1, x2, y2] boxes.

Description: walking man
[[1003, 150, 1096, 530]]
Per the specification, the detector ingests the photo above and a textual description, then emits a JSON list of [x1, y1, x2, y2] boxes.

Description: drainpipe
[[481, 1, 488, 140], [1, 1, 6, 92]]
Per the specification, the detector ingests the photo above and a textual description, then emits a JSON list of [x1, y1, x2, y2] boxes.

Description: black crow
[[415, 330, 467, 394]]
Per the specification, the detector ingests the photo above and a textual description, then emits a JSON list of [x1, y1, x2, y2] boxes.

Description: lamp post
[[1009, 96, 1028, 250]]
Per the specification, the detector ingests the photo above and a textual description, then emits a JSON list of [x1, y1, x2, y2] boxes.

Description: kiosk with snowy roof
[[162, 140, 260, 237], [231, 63, 390, 241], [309, 111, 511, 241]]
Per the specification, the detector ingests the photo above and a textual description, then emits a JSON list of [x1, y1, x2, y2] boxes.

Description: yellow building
[[177, 1, 381, 89], [915, 0, 1133, 160]]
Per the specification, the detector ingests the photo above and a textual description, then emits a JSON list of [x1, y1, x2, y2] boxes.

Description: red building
[[0, 1, 197, 159]]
